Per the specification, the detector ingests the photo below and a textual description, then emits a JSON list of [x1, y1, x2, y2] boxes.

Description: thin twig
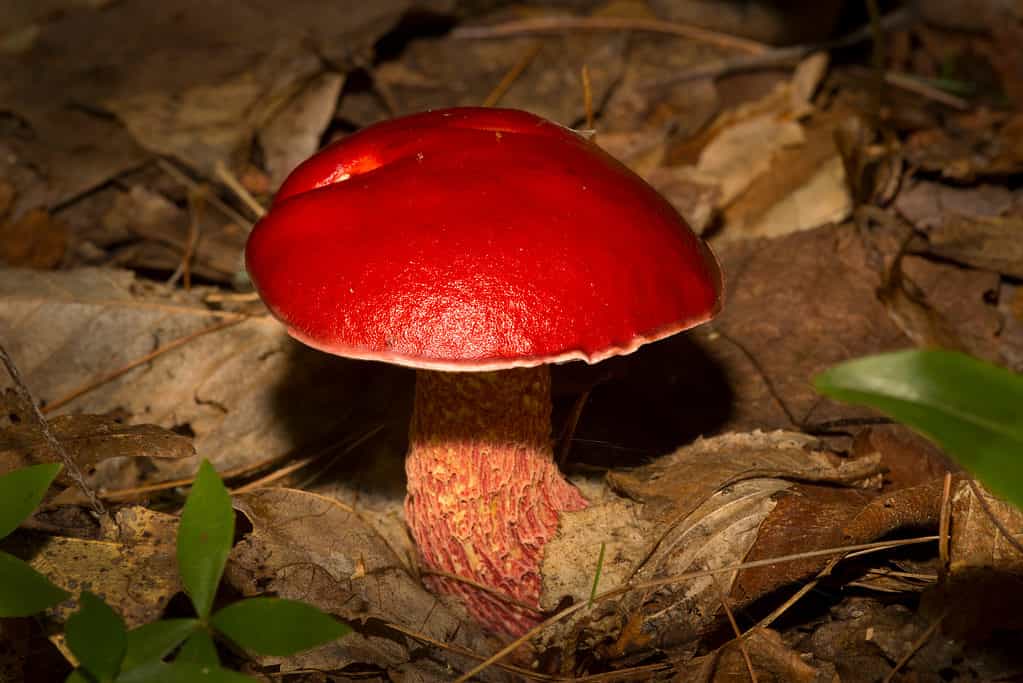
[[713, 574, 757, 682], [452, 535, 939, 683], [581, 64, 594, 131], [384, 621, 561, 681], [214, 160, 267, 220], [882, 611, 946, 683], [452, 15, 768, 55], [156, 159, 252, 230], [883, 71, 970, 110], [482, 43, 543, 107], [41, 318, 245, 414], [966, 478, 1023, 556], [292, 423, 386, 491], [938, 472, 953, 571], [641, 7, 913, 88], [557, 388, 591, 466], [167, 189, 203, 289], [0, 343, 106, 517]]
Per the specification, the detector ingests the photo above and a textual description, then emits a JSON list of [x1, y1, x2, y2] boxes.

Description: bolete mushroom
[[245, 107, 722, 636]]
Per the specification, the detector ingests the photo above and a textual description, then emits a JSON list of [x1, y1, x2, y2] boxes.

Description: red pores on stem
[[245, 107, 723, 636]]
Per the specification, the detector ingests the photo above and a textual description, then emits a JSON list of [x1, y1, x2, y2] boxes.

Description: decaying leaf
[[0, 267, 408, 486], [904, 112, 1023, 181], [538, 432, 882, 666], [685, 627, 829, 683], [380, 7, 627, 123], [0, 415, 194, 481], [17, 506, 181, 628], [226, 488, 497, 678], [260, 72, 346, 189], [0, 208, 68, 269]]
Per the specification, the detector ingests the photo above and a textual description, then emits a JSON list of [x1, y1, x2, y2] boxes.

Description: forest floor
[[2, 1, 1023, 681]]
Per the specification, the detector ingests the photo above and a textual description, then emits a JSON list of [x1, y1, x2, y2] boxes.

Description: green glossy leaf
[[0, 462, 62, 539], [176, 630, 219, 669], [177, 460, 234, 618], [122, 619, 199, 672], [0, 550, 69, 616], [211, 598, 350, 656], [815, 349, 1023, 508], [65, 670, 91, 683], [66, 592, 127, 682], [117, 661, 253, 683]]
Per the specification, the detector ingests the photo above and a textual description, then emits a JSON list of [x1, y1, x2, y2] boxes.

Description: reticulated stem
[[405, 366, 588, 636]]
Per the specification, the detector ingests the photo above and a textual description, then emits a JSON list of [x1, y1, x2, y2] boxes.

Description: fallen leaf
[[226, 488, 495, 677], [538, 431, 882, 666], [379, 7, 627, 124], [918, 214, 1023, 279], [0, 415, 194, 480], [904, 112, 1023, 181], [685, 627, 827, 682], [0, 208, 68, 269], [260, 72, 346, 189], [16, 505, 181, 628], [0, 267, 408, 486]]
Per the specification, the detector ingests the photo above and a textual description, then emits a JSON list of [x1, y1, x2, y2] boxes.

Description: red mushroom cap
[[246, 107, 722, 371]]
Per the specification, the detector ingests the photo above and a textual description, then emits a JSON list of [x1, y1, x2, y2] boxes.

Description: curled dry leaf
[[537, 431, 882, 667], [0, 415, 194, 481], [226, 488, 496, 678]]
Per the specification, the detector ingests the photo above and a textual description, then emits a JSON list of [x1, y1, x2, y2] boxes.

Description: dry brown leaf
[[684, 627, 827, 682], [0, 208, 68, 269], [0, 414, 194, 481], [226, 488, 496, 678], [18, 506, 181, 628], [0, 0, 439, 216], [102, 185, 246, 282], [920, 215, 1023, 279], [378, 9, 627, 124], [719, 110, 854, 240], [260, 72, 346, 189], [0, 267, 408, 485], [104, 48, 323, 175], [538, 432, 881, 667], [904, 112, 1023, 181]]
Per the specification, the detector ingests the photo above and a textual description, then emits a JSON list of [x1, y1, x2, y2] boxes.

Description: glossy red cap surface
[[246, 107, 722, 371]]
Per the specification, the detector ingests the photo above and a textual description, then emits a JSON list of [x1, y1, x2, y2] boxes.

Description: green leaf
[[211, 598, 350, 656], [65, 670, 92, 683], [177, 460, 234, 619], [66, 592, 127, 683], [117, 661, 254, 683], [175, 630, 219, 669], [122, 619, 199, 672], [0, 549, 69, 616], [0, 462, 62, 539], [815, 349, 1023, 508]]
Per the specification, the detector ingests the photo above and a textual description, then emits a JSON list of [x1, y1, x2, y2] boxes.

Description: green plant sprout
[[0, 462, 70, 616], [815, 349, 1023, 510], [63, 460, 351, 682], [0, 458, 350, 682]]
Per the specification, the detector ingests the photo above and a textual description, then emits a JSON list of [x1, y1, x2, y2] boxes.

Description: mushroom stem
[[405, 366, 588, 636]]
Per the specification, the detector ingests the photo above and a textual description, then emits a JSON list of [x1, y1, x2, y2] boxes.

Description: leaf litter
[[3, 0, 1023, 680]]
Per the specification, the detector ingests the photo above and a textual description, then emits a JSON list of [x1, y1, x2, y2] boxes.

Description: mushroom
[[245, 107, 722, 636]]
